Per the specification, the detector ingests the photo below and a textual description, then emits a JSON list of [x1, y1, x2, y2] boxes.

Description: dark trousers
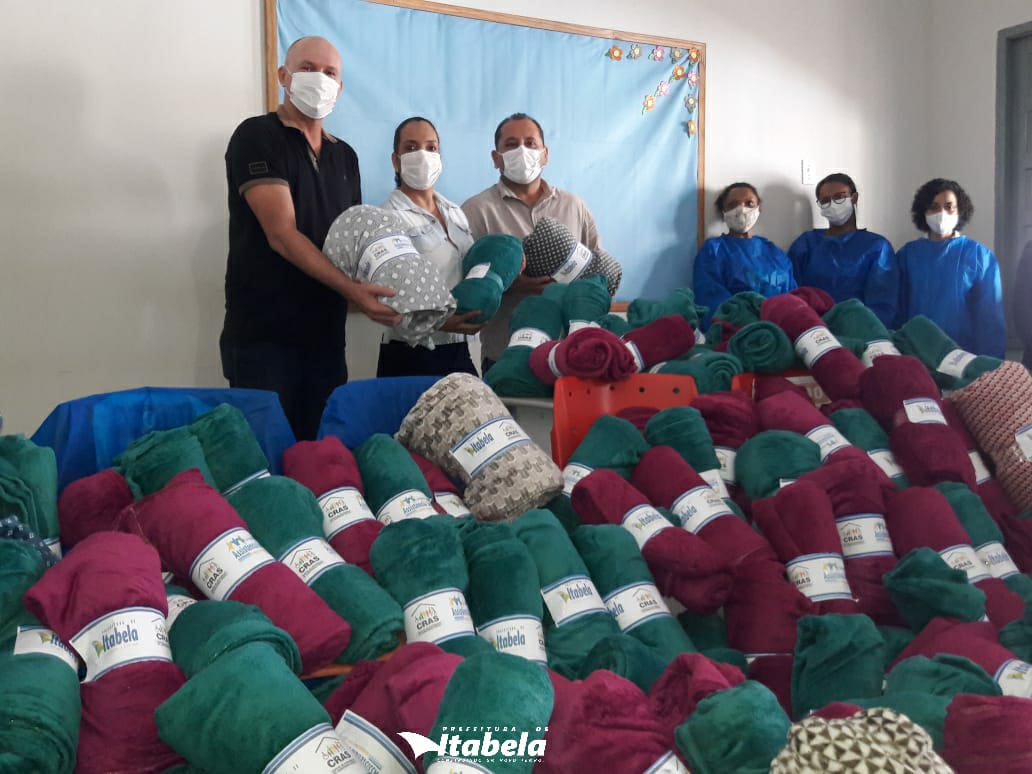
[[377, 341, 478, 378], [220, 338, 347, 441]]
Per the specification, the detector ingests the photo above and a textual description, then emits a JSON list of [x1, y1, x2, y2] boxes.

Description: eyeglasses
[[817, 192, 852, 206]]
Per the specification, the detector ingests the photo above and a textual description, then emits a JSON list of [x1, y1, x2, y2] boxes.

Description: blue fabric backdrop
[[277, 0, 702, 300]]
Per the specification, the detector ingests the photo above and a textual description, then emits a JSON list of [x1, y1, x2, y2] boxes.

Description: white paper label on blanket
[[902, 398, 947, 425], [190, 527, 275, 601], [507, 327, 551, 349], [648, 361, 668, 374], [464, 262, 492, 281], [449, 417, 532, 478], [336, 711, 417, 774], [43, 536, 62, 560], [265, 722, 361, 774], [938, 544, 993, 583], [434, 492, 472, 518], [561, 463, 593, 497], [426, 759, 493, 774], [805, 425, 853, 461], [620, 504, 673, 549], [994, 659, 1032, 698], [376, 490, 438, 525], [779, 478, 797, 490], [319, 486, 376, 539], [868, 449, 905, 480], [279, 537, 347, 586], [1014, 424, 1032, 461], [161, 571, 175, 583], [70, 606, 172, 682], [624, 340, 646, 372], [546, 343, 563, 378], [643, 751, 690, 774], [222, 468, 271, 497], [541, 574, 608, 626], [477, 615, 547, 664], [785, 554, 853, 602], [968, 451, 992, 485], [13, 626, 80, 674], [165, 594, 197, 629], [975, 541, 1021, 579], [358, 234, 417, 282], [552, 242, 593, 283], [568, 320, 601, 333], [699, 468, 730, 500], [604, 582, 672, 632], [836, 514, 895, 559], [714, 447, 738, 485], [403, 588, 475, 646], [671, 485, 734, 534], [861, 339, 901, 367], [794, 326, 842, 368], [937, 348, 979, 379]]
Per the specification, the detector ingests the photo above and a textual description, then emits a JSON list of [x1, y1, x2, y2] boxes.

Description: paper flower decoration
[[672, 65, 686, 81], [656, 80, 670, 97], [606, 45, 624, 61], [688, 48, 700, 62], [671, 48, 684, 61], [687, 70, 699, 87], [684, 94, 697, 112], [643, 94, 656, 114], [648, 46, 665, 62], [687, 120, 697, 136], [628, 43, 642, 59]]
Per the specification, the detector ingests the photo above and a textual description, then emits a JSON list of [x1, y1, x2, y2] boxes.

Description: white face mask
[[724, 204, 760, 234], [926, 210, 959, 237], [399, 150, 442, 191], [501, 146, 543, 185], [820, 197, 855, 227], [286, 71, 339, 119]]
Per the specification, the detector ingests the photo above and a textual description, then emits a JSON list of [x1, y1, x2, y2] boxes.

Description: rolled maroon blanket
[[943, 694, 1032, 773], [692, 391, 760, 509], [724, 558, 816, 656], [790, 286, 835, 315], [324, 642, 462, 767], [761, 293, 865, 399], [752, 481, 860, 616], [648, 653, 746, 747], [57, 468, 134, 549], [23, 531, 185, 774], [747, 654, 795, 717], [798, 454, 901, 625], [622, 313, 697, 371], [282, 436, 382, 575], [886, 487, 1025, 629], [753, 375, 812, 403], [536, 668, 682, 774], [123, 468, 352, 672], [571, 468, 734, 615], [757, 389, 855, 463], [529, 328, 637, 386], [891, 618, 1026, 690], [409, 451, 472, 517], [615, 406, 660, 432], [631, 445, 777, 568], [809, 701, 866, 720]]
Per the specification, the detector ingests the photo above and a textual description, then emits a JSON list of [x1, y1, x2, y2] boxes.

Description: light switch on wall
[[801, 159, 816, 185]]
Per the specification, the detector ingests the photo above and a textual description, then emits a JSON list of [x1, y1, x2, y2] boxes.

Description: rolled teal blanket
[[883, 547, 986, 631], [627, 287, 706, 329], [1000, 605, 1032, 661], [452, 234, 524, 324], [484, 295, 564, 398], [370, 517, 492, 658], [598, 313, 633, 337], [156, 642, 352, 773], [0, 435, 59, 555], [674, 680, 791, 774], [735, 430, 822, 500], [354, 434, 438, 524], [823, 298, 902, 366], [727, 322, 797, 374], [188, 404, 269, 495], [829, 407, 909, 487], [227, 475, 403, 662], [713, 291, 765, 329], [791, 613, 886, 718], [652, 350, 744, 393], [425, 651, 554, 774], [114, 426, 216, 498], [462, 522, 547, 665], [511, 509, 619, 677], [541, 282, 569, 307], [572, 524, 696, 663], [563, 275, 612, 329], [0, 538, 49, 646], [893, 314, 1003, 389], [577, 633, 668, 692]]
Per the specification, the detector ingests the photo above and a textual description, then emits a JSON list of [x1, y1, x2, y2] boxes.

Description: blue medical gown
[[692, 235, 796, 326], [788, 229, 898, 325], [896, 235, 1005, 357]]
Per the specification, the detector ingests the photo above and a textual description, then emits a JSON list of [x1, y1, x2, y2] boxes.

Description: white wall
[[0, 0, 1016, 435]]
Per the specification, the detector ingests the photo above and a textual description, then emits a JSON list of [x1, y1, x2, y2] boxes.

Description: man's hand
[[512, 273, 553, 295], [439, 311, 484, 335], [343, 280, 403, 326]]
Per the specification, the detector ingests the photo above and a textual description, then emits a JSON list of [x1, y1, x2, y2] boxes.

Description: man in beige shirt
[[461, 113, 602, 368]]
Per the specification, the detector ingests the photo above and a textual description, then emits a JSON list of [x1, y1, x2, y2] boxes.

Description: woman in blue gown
[[692, 182, 796, 327], [788, 173, 898, 325], [896, 178, 1005, 357]]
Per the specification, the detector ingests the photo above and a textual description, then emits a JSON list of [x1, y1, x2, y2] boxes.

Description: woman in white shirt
[[378, 116, 483, 377]]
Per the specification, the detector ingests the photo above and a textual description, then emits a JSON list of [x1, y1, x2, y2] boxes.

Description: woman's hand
[[440, 311, 485, 335]]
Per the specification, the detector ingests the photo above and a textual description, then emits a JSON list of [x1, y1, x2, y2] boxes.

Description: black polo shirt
[[222, 111, 361, 349]]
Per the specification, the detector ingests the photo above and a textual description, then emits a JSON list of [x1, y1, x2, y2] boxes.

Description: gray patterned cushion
[[522, 217, 621, 294], [396, 374, 562, 521], [323, 205, 456, 344]]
